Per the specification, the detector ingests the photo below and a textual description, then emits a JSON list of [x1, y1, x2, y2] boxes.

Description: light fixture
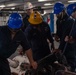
[[0, 5, 5, 8], [7, 3, 17, 7], [38, 0, 47, 2], [11, 7, 15, 10], [44, 3, 52, 6], [68, 0, 76, 3]]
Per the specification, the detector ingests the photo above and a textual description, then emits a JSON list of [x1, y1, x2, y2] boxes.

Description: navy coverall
[[71, 19, 76, 69], [0, 26, 30, 75], [25, 21, 54, 61], [22, 14, 30, 31], [71, 20, 76, 39], [57, 14, 76, 72]]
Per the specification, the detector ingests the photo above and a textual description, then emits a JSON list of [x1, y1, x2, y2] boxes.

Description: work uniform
[[57, 14, 76, 72], [71, 19, 76, 39], [22, 14, 30, 31], [56, 19, 63, 40], [71, 19, 76, 69], [25, 21, 54, 61], [0, 26, 30, 75]]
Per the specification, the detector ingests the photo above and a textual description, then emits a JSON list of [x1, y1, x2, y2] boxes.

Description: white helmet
[[24, 2, 34, 10]]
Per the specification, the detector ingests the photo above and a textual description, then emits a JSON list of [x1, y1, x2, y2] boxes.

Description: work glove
[[65, 36, 75, 43], [54, 35, 60, 42]]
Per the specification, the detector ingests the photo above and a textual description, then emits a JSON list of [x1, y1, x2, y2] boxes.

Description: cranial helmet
[[24, 2, 34, 10], [67, 3, 76, 16], [8, 13, 22, 29], [28, 11, 43, 25], [54, 2, 65, 14]]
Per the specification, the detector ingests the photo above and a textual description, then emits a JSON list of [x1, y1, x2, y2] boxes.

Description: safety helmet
[[8, 13, 22, 29], [24, 2, 34, 10], [28, 11, 43, 25], [54, 2, 65, 14], [67, 3, 76, 16]]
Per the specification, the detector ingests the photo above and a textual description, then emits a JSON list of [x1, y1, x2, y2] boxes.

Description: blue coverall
[[0, 26, 30, 75], [25, 21, 54, 61], [57, 14, 76, 72], [22, 14, 30, 31]]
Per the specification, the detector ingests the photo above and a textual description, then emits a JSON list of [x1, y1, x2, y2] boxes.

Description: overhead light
[[38, 0, 46, 2], [7, 3, 17, 7], [0, 5, 5, 8], [44, 3, 52, 6], [11, 7, 15, 10], [68, 0, 76, 3]]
